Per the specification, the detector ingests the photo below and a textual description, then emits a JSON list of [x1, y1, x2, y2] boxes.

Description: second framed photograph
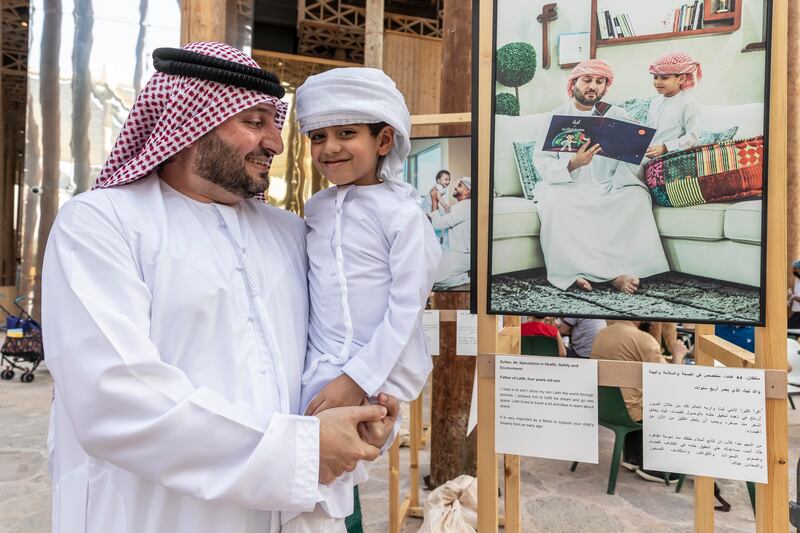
[[488, 0, 770, 324], [405, 136, 472, 292]]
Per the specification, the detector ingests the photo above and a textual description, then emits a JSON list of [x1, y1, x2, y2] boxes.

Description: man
[[648, 322, 688, 363], [591, 321, 677, 483], [42, 42, 397, 533], [533, 59, 669, 294], [558, 317, 606, 358], [430, 176, 471, 289]]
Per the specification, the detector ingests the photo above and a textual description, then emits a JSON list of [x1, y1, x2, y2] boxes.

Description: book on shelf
[[597, 9, 636, 39], [604, 10, 614, 38], [623, 13, 636, 36], [671, 2, 705, 32], [597, 9, 609, 39]]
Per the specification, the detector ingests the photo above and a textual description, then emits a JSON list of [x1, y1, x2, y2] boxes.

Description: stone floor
[[2, 365, 798, 532]]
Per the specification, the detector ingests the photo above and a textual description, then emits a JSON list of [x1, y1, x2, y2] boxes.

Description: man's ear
[[377, 126, 395, 156]]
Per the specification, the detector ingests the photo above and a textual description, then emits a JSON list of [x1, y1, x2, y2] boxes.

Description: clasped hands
[[307, 373, 399, 484]]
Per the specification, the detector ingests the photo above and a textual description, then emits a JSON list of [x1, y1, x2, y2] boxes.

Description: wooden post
[[693, 324, 715, 532], [476, 0, 500, 529], [755, 0, 789, 529], [439, 0, 471, 137], [364, 0, 384, 68], [428, 292, 477, 487], [180, 0, 227, 45], [388, 439, 401, 533], [787, 0, 800, 277]]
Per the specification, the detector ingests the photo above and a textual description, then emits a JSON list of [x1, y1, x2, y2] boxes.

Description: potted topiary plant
[[495, 42, 537, 115]]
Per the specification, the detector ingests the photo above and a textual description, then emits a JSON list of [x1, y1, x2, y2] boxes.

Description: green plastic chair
[[345, 486, 363, 533], [521, 334, 560, 356], [570, 386, 641, 495]]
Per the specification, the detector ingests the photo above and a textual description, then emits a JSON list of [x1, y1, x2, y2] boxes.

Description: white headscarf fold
[[295, 67, 416, 200]]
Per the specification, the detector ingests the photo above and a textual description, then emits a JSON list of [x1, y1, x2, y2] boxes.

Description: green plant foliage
[[495, 92, 520, 116], [496, 42, 537, 88]]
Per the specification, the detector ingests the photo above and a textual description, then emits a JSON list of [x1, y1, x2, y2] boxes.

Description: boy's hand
[[357, 394, 400, 448], [305, 373, 367, 416], [646, 144, 667, 158]]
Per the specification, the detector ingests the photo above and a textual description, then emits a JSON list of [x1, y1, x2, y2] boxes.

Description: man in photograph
[[430, 176, 471, 289], [533, 59, 668, 294]]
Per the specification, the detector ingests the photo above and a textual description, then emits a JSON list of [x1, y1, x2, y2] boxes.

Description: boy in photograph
[[430, 169, 452, 214], [289, 67, 441, 532], [645, 51, 703, 159]]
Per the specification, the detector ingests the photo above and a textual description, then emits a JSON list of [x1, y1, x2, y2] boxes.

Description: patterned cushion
[[512, 141, 543, 200], [698, 126, 739, 145], [615, 96, 655, 124], [644, 136, 763, 208]]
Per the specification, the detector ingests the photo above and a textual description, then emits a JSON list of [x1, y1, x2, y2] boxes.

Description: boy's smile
[[309, 123, 394, 187]]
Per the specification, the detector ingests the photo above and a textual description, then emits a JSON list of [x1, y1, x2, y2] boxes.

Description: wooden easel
[[474, 0, 790, 531], [385, 115, 474, 532], [388, 394, 425, 533]]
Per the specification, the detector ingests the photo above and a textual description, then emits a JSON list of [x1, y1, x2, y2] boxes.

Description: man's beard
[[573, 85, 606, 107], [193, 131, 270, 199]]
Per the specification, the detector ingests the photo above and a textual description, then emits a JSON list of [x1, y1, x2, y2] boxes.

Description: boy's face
[[437, 173, 451, 187], [309, 124, 394, 186], [652, 74, 685, 97]]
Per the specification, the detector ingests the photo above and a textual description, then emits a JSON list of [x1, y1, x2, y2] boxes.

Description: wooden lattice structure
[[2, 0, 28, 119], [297, 0, 441, 63], [0, 0, 28, 287]]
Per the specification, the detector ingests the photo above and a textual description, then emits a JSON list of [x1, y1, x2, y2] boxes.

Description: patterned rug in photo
[[490, 269, 760, 323]]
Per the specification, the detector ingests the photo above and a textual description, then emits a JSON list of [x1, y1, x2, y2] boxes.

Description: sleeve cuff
[[277, 413, 324, 510], [664, 139, 679, 153], [343, 357, 383, 398]]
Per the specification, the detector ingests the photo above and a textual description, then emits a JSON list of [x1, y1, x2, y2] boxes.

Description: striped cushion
[[644, 136, 763, 208]]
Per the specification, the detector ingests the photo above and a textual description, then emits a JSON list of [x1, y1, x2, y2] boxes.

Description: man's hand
[[567, 142, 602, 172], [317, 404, 385, 484], [304, 373, 367, 416], [645, 144, 667, 158], [358, 393, 400, 448]]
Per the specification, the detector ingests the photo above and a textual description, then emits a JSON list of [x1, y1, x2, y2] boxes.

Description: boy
[[644, 51, 702, 159], [284, 68, 441, 532], [429, 169, 452, 215]]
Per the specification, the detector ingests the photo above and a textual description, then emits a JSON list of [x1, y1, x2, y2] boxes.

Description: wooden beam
[[364, 0, 384, 68], [693, 324, 715, 533], [439, 0, 471, 136], [756, 0, 790, 529], [788, 0, 800, 277], [181, 0, 227, 45], [411, 112, 471, 125], [251, 49, 360, 68], [476, 0, 500, 528], [478, 354, 786, 399], [696, 334, 755, 367]]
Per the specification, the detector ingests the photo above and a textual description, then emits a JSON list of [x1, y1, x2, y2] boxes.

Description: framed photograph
[[487, 0, 770, 324], [405, 136, 473, 292]]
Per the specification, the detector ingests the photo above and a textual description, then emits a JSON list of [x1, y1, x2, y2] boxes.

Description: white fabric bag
[[420, 475, 478, 533]]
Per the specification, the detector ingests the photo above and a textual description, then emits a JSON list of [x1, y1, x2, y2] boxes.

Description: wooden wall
[[383, 30, 442, 138]]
